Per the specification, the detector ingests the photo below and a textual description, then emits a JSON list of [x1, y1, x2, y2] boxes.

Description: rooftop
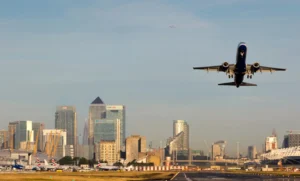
[[91, 97, 104, 104]]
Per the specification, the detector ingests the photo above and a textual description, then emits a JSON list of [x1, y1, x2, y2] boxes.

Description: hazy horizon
[[0, 0, 299, 156]]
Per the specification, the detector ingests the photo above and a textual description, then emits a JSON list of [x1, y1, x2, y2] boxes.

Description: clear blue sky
[[0, 0, 299, 156]]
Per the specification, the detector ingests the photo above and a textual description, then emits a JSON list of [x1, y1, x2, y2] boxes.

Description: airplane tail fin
[[218, 82, 257, 86]]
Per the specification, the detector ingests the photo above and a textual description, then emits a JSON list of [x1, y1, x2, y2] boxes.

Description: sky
[[0, 0, 299, 156]]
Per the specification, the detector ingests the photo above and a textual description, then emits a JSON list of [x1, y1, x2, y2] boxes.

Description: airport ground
[[2, 170, 300, 181], [0, 171, 176, 181], [172, 171, 300, 181]]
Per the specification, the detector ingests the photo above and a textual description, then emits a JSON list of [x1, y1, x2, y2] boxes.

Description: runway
[[170, 172, 300, 181]]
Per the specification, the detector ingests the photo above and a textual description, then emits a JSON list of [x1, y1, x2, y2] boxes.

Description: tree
[[113, 161, 124, 167], [126, 159, 137, 166], [99, 159, 108, 163], [58, 156, 73, 165], [79, 157, 89, 165]]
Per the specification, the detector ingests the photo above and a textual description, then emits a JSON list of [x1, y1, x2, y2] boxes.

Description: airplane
[[193, 42, 286, 87], [96, 161, 120, 171], [12, 160, 24, 170]]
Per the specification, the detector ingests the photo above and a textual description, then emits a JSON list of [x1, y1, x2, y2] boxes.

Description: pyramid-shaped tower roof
[[91, 97, 104, 104]]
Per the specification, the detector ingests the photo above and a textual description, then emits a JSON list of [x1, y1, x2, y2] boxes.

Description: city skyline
[[0, 0, 299, 156]]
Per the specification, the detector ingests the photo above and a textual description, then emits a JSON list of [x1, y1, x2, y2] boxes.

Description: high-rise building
[[15, 120, 34, 150], [98, 140, 119, 164], [94, 119, 116, 143], [55, 106, 77, 156], [88, 97, 106, 160], [173, 120, 189, 150], [265, 136, 278, 152], [94, 119, 121, 161], [125, 135, 146, 162], [88, 97, 106, 145], [0, 130, 8, 149], [283, 131, 300, 148], [8, 121, 18, 149], [106, 105, 125, 150], [82, 119, 89, 145], [248, 145, 257, 160]]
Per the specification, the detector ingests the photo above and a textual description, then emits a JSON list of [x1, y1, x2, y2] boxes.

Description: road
[[170, 172, 300, 181]]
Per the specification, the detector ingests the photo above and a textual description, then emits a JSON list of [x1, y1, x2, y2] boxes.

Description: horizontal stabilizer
[[218, 82, 236, 86], [218, 82, 257, 86]]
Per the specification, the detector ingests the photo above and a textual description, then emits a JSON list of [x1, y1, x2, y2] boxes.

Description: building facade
[[106, 105, 125, 150], [283, 132, 300, 148], [94, 119, 115, 143], [211, 144, 221, 160], [15, 121, 34, 150], [55, 106, 77, 156], [88, 97, 106, 159], [99, 141, 119, 165], [173, 120, 189, 151], [265, 136, 278, 152], [0, 130, 8, 149], [125, 135, 146, 162], [8, 121, 19, 149], [94, 119, 121, 161], [248, 145, 257, 160]]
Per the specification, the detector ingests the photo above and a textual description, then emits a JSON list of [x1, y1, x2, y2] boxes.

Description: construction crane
[[50, 131, 60, 158], [33, 129, 40, 156], [46, 131, 53, 156], [52, 132, 60, 158]]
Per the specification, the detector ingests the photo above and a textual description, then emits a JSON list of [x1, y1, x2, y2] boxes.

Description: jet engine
[[219, 62, 229, 71], [251, 62, 260, 73]]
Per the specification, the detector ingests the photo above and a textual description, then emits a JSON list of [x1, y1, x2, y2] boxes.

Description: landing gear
[[228, 75, 230, 78], [250, 75, 252, 79], [247, 75, 253, 79], [231, 75, 233, 78]]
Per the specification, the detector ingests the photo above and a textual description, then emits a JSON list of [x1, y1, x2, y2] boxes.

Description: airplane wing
[[247, 64, 286, 73], [193, 64, 235, 72], [259, 66, 286, 72]]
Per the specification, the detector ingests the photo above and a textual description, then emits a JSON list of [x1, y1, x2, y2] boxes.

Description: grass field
[[0, 171, 177, 181]]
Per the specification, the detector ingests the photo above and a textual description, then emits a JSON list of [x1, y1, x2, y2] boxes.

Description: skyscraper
[[88, 97, 106, 159], [94, 120, 116, 143], [94, 119, 121, 161], [55, 106, 77, 156], [8, 121, 18, 149], [173, 120, 189, 150], [106, 105, 125, 150], [15, 120, 34, 150], [88, 97, 106, 145], [82, 119, 89, 145]]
